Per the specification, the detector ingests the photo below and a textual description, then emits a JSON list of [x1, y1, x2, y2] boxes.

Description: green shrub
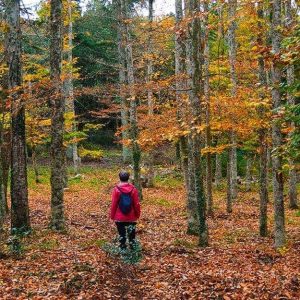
[[78, 147, 103, 161]]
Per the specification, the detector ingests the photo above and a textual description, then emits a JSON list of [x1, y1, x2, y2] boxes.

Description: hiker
[[110, 171, 141, 250]]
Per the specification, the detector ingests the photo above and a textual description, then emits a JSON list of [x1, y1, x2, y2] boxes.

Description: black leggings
[[116, 222, 136, 249]]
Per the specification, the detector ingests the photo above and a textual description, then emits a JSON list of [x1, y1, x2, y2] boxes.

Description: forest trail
[[0, 163, 300, 299]]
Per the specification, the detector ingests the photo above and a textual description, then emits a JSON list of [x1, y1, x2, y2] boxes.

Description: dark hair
[[119, 171, 130, 182]]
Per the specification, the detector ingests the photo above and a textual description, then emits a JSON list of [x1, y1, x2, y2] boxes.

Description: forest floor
[[0, 158, 300, 299]]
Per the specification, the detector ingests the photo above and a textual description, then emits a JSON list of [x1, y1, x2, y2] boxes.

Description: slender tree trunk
[[49, 0, 66, 231], [203, 0, 213, 216], [122, 0, 142, 199], [245, 155, 252, 192], [147, 0, 154, 116], [227, 132, 235, 212], [146, 0, 154, 187], [226, 150, 232, 213], [259, 130, 268, 236], [285, 0, 298, 209], [0, 103, 8, 221], [227, 0, 238, 200], [64, 0, 79, 176], [1, 131, 9, 213], [0, 128, 5, 230], [271, 0, 285, 248], [32, 146, 40, 184], [186, 0, 208, 246], [175, 0, 197, 234], [215, 147, 222, 186], [7, 0, 30, 232], [257, 2, 268, 237], [115, 0, 131, 164]]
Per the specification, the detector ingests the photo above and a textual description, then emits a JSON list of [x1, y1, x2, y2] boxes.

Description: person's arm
[[132, 188, 141, 219], [110, 188, 119, 220]]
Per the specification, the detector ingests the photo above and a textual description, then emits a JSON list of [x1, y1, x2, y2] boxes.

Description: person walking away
[[110, 171, 141, 250]]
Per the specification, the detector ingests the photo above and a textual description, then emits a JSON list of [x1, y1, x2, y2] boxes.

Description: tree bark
[[175, 0, 197, 234], [271, 0, 285, 248], [32, 146, 40, 184], [64, 0, 80, 175], [49, 0, 66, 231], [245, 155, 252, 192], [146, 0, 155, 187], [257, 2, 268, 237], [215, 151, 222, 186], [122, 0, 143, 200], [203, 0, 213, 216], [6, 0, 30, 232], [0, 127, 5, 231], [285, 0, 298, 209], [185, 0, 208, 246], [227, 0, 238, 200], [115, 0, 131, 164], [226, 151, 233, 213]]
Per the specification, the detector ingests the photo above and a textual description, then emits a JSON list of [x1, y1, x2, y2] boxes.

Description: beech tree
[[203, 0, 213, 216], [6, 0, 30, 232], [121, 0, 142, 199], [285, 0, 298, 210], [227, 0, 238, 208], [257, 1, 268, 237], [115, 0, 131, 164], [64, 0, 80, 175], [271, 0, 285, 248], [185, 0, 208, 246], [49, 0, 66, 230]]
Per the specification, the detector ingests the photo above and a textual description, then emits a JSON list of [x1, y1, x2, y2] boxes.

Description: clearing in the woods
[[0, 155, 300, 299]]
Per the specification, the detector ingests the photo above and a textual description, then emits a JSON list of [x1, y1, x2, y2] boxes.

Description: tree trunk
[[115, 0, 131, 164], [215, 151, 222, 186], [49, 0, 66, 231], [226, 151, 233, 213], [285, 0, 298, 210], [122, 0, 142, 200], [186, 0, 208, 246], [64, 0, 79, 176], [0, 129, 5, 231], [257, 2, 268, 237], [259, 130, 268, 236], [175, 0, 197, 234], [7, 0, 30, 232], [271, 0, 285, 248], [227, 131, 236, 209], [32, 146, 40, 184], [203, 0, 213, 216], [227, 0, 238, 200], [245, 155, 252, 192], [1, 132, 10, 213], [146, 0, 155, 187], [147, 0, 154, 116]]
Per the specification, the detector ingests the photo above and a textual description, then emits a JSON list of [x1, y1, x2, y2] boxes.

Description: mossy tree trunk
[[257, 2, 268, 237], [185, 0, 208, 247], [271, 0, 285, 248], [7, 0, 30, 232], [285, 0, 298, 210], [49, 0, 66, 231]]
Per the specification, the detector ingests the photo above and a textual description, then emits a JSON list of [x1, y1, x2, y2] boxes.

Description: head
[[119, 171, 130, 182]]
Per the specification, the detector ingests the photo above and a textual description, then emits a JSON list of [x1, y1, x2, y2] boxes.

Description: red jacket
[[110, 183, 141, 222]]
